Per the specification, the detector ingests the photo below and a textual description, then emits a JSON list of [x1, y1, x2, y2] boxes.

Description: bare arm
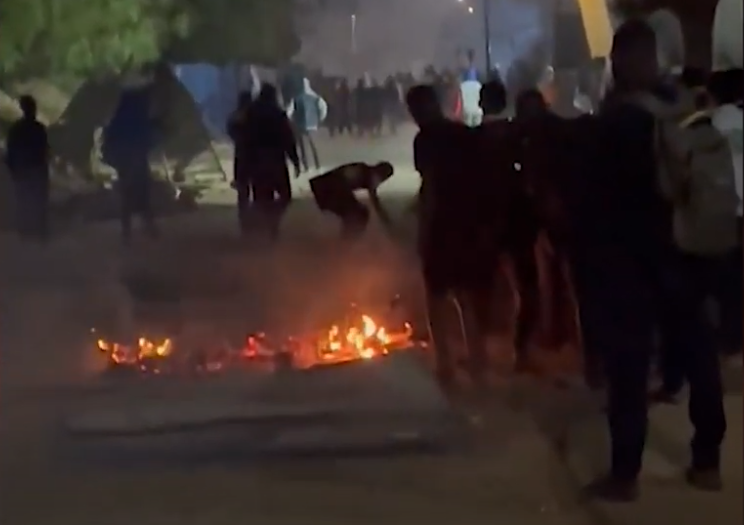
[[367, 186, 393, 230]]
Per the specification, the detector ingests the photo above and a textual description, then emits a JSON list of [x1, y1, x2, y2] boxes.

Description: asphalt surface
[[0, 128, 740, 525]]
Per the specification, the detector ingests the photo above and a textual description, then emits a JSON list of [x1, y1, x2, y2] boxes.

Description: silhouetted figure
[[407, 84, 489, 387], [102, 86, 158, 243], [579, 20, 726, 501], [4, 95, 50, 240], [479, 81, 541, 371], [329, 79, 354, 137], [238, 84, 300, 240], [228, 90, 257, 230], [309, 162, 394, 239]]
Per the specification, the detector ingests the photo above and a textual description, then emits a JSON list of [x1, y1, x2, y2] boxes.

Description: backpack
[[634, 90, 739, 255]]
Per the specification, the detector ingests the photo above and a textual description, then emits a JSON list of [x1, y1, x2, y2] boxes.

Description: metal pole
[[483, 0, 491, 75], [351, 14, 357, 53]]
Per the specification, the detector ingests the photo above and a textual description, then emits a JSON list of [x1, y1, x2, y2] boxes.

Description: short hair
[[480, 80, 507, 111], [611, 18, 657, 57], [19, 94, 37, 116], [405, 84, 439, 110]]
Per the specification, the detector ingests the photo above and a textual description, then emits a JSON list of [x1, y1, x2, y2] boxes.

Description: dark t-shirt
[[414, 121, 494, 290], [309, 163, 390, 216], [5, 118, 49, 177]]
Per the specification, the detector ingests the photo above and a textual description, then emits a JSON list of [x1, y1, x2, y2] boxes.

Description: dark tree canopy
[[166, 0, 300, 65], [0, 0, 300, 81]]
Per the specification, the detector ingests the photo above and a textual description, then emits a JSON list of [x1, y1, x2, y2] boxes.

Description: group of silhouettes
[[230, 18, 743, 505]]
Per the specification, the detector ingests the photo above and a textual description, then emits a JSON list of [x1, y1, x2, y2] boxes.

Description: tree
[[164, 0, 301, 65], [0, 0, 189, 81]]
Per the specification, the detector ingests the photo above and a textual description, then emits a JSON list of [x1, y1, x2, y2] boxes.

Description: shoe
[[582, 474, 640, 503], [685, 467, 723, 492]]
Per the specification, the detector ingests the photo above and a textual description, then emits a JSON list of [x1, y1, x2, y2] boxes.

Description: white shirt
[[712, 104, 744, 215]]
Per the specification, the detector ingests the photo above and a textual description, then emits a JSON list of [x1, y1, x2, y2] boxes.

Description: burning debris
[[93, 314, 414, 376]]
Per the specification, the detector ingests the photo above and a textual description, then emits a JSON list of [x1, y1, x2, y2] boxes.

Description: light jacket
[[286, 78, 328, 131]]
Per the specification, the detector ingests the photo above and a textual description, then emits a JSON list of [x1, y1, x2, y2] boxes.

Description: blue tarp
[[171, 63, 257, 140]]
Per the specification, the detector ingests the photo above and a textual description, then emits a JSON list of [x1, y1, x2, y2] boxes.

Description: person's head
[[610, 18, 659, 92], [405, 84, 442, 127], [707, 68, 744, 106], [479, 79, 507, 115], [237, 90, 253, 108], [257, 83, 279, 105], [515, 88, 548, 120], [19, 95, 37, 119], [371, 161, 394, 183]]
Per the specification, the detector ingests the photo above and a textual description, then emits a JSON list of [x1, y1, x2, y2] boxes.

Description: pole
[[351, 14, 357, 53], [483, 0, 491, 75]]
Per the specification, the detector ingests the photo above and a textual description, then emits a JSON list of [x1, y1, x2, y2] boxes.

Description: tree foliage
[[0, 0, 300, 81], [166, 0, 300, 65], [0, 0, 189, 80]]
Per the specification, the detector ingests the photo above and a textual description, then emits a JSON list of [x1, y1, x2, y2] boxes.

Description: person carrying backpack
[[286, 77, 328, 173], [575, 19, 728, 502]]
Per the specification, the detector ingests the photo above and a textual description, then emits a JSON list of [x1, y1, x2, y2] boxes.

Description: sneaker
[[685, 467, 723, 492], [582, 474, 640, 503]]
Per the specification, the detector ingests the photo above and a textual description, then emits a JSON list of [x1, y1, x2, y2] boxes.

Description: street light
[[459, 1, 492, 74], [350, 13, 357, 53]]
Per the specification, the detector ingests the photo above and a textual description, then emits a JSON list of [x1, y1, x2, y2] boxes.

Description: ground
[[0, 126, 741, 525]]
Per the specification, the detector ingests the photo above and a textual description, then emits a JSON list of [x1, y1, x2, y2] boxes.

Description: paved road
[[0, 130, 741, 525]]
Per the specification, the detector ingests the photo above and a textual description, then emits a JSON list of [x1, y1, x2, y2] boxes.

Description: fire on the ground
[[93, 315, 413, 375]]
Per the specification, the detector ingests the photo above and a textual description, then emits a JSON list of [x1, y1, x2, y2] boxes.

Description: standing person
[[309, 162, 394, 239], [286, 78, 327, 173], [228, 90, 257, 234], [459, 68, 483, 127], [479, 81, 541, 371], [384, 75, 403, 135], [102, 86, 159, 244], [4, 95, 50, 241], [335, 78, 354, 136], [407, 84, 491, 388], [579, 19, 728, 501], [242, 84, 300, 240]]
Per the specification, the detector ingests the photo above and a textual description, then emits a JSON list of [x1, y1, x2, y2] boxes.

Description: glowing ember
[[92, 314, 413, 375]]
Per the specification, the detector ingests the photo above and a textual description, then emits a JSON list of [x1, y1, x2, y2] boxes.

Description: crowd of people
[[407, 20, 741, 503], [4, 15, 741, 507], [227, 17, 742, 504]]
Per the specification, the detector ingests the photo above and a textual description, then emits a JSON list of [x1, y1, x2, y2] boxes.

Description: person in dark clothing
[[229, 90, 258, 232], [4, 95, 50, 240], [309, 162, 394, 238], [578, 20, 726, 502], [479, 81, 542, 371], [407, 84, 490, 387], [237, 84, 300, 240], [383, 76, 403, 134], [102, 86, 159, 243], [514, 89, 586, 356], [329, 79, 354, 137]]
